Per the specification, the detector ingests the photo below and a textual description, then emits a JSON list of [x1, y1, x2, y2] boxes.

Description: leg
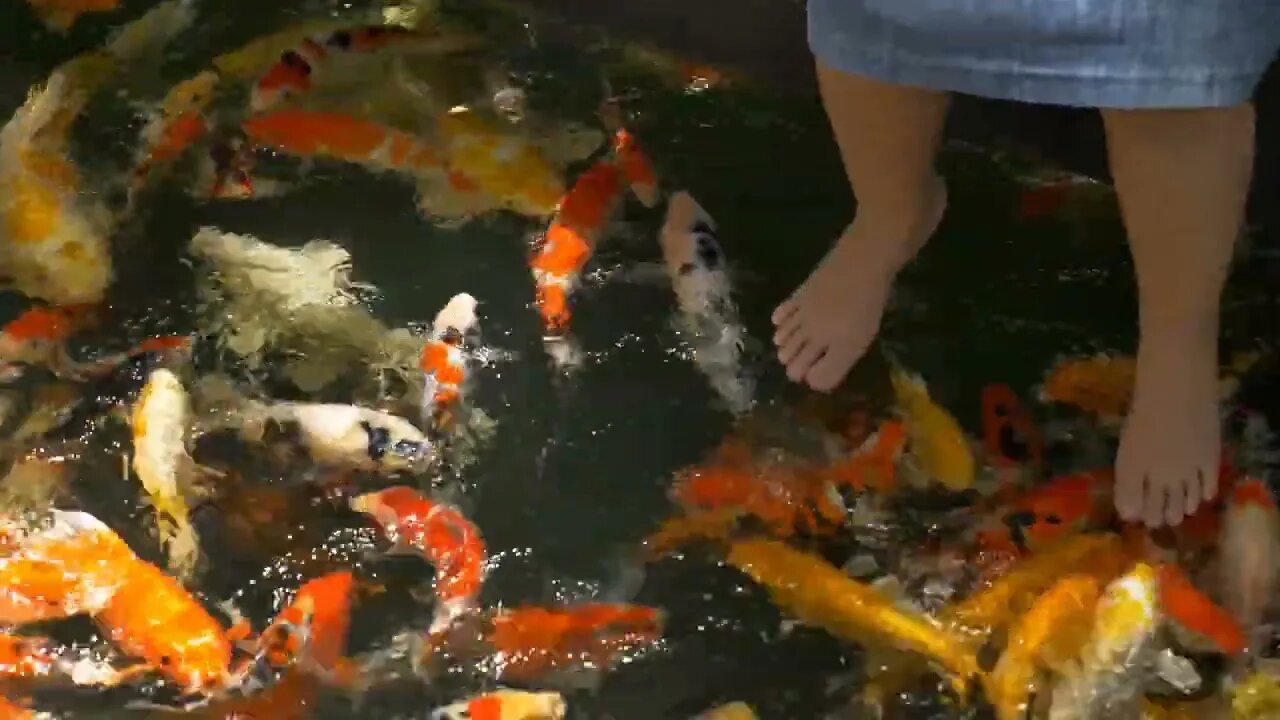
[[1103, 104, 1254, 527], [772, 62, 949, 391]]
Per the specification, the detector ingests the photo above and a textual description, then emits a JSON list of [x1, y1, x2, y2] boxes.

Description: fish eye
[[392, 439, 424, 459]]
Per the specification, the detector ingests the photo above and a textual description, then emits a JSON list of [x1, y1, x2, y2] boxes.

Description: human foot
[[772, 179, 947, 391], [1114, 325, 1221, 527]]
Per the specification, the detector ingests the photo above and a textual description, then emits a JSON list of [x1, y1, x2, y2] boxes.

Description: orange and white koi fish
[[529, 158, 624, 343], [0, 510, 297, 700], [249, 25, 481, 113], [725, 538, 980, 694], [669, 457, 846, 541], [22, 0, 119, 33], [659, 191, 753, 414], [0, 303, 97, 372], [1218, 478, 1280, 650], [1048, 563, 1160, 720], [351, 486, 486, 633], [0, 0, 196, 305], [420, 292, 479, 432], [889, 366, 975, 490], [432, 689, 567, 720], [987, 574, 1101, 720], [129, 368, 212, 580]]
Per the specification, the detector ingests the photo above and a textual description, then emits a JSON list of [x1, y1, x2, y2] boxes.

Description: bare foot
[[772, 179, 947, 391], [1114, 324, 1221, 527]]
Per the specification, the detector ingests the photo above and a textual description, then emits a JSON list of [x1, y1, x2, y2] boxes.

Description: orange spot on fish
[[1157, 563, 1246, 655]]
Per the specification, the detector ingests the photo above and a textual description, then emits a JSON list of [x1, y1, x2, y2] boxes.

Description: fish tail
[[889, 366, 928, 407]]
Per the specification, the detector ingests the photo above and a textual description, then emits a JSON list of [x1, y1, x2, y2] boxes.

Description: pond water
[[3, 0, 1280, 718]]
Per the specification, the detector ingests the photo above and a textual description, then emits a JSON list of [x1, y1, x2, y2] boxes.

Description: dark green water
[[2, 0, 1279, 718]]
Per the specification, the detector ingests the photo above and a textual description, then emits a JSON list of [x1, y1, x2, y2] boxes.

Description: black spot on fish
[[280, 50, 312, 76], [1003, 510, 1036, 551], [439, 327, 464, 345], [691, 220, 715, 235], [1044, 514, 1062, 525], [327, 30, 352, 49], [361, 421, 391, 462], [694, 234, 722, 269], [998, 424, 1029, 462]]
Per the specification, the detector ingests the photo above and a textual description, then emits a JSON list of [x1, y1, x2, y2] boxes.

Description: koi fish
[[0, 303, 97, 373], [640, 508, 744, 560], [431, 689, 567, 720], [694, 702, 758, 720], [241, 109, 445, 174], [1156, 563, 1246, 656], [0, 0, 197, 305], [432, 106, 566, 218], [725, 538, 980, 694], [1048, 563, 1160, 720], [987, 575, 1101, 720], [22, 0, 120, 33], [659, 191, 753, 414], [420, 292, 479, 432], [201, 572, 360, 719], [478, 603, 664, 688], [609, 128, 659, 208], [980, 382, 1043, 476], [670, 459, 846, 540], [1039, 354, 1136, 422], [889, 367, 975, 490], [999, 469, 1114, 552], [529, 158, 624, 341], [249, 25, 481, 113], [0, 510, 285, 697], [215, 388, 435, 476], [126, 71, 218, 211], [1218, 478, 1280, 650], [350, 486, 486, 633], [828, 419, 907, 495], [129, 368, 212, 580]]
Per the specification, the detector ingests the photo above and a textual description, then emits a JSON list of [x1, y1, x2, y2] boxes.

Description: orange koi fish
[[1218, 478, 1280, 649], [529, 159, 625, 339], [640, 508, 745, 560], [478, 603, 664, 686], [987, 574, 1101, 720], [610, 129, 659, 208], [241, 110, 444, 173], [1156, 563, 1245, 655], [0, 303, 97, 370], [980, 383, 1043, 475], [432, 689, 567, 720], [1000, 469, 1114, 551], [670, 459, 846, 540], [127, 72, 217, 210], [250, 26, 481, 112], [22, 0, 120, 33], [201, 571, 361, 719], [1039, 354, 1136, 421], [350, 486, 486, 633], [420, 293, 479, 432], [828, 419, 907, 494], [0, 510, 301, 702], [726, 538, 980, 694]]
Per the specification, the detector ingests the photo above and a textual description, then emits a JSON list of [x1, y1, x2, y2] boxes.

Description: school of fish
[[3, 1, 1280, 718]]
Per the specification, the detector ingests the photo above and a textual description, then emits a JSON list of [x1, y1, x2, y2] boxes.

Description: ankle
[[853, 176, 946, 235]]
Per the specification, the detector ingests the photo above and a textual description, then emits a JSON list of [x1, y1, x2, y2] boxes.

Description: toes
[[771, 298, 800, 326], [1114, 462, 1145, 522], [1201, 463, 1219, 504], [1164, 480, 1185, 528], [1185, 467, 1205, 518], [804, 340, 867, 393], [785, 342, 827, 383], [777, 334, 812, 366], [1143, 475, 1167, 529], [773, 318, 803, 350]]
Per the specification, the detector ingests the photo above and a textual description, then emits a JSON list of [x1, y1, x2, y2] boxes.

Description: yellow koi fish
[[1047, 563, 1160, 720], [694, 702, 758, 720], [889, 366, 974, 490], [431, 689, 566, 720]]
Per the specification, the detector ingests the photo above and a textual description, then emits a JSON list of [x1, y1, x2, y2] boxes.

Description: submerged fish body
[[435, 106, 565, 218], [431, 688, 566, 720], [658, 191, 752, 414], [265, 401, 435, 475], [1218, 479, 1280, 649]]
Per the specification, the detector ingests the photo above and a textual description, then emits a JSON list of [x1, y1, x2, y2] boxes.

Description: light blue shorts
[[808, 0, 1280, 108]]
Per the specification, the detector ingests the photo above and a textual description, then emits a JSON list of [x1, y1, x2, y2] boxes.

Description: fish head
[[1092, 563, 1158, 659], [250, 51, 312, 113], [350, 485, 427, 527]]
